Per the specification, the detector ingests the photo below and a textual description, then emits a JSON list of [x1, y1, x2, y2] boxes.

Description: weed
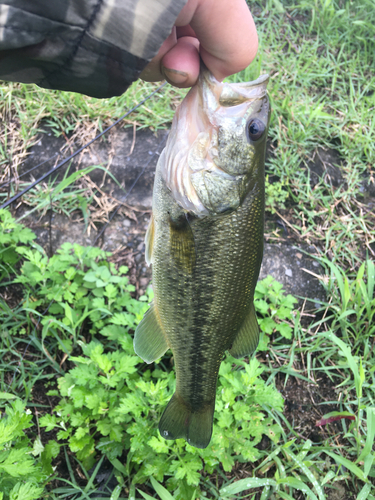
[[0, 399, 48, 500], [40, 336, 283, 494], [0, 209, 35, 280], [265, 176, 289, 214], [138, 476, 196, 500], [321, 258, 375, 348], [255, 275, 298, 351], [8, 241, 150, 373]]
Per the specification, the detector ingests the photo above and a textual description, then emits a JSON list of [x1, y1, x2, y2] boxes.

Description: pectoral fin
[[229, 302, 259, 359], [134, 302, 169, 363], [169, 215, 196, 274], [145, 215, 155, 266]]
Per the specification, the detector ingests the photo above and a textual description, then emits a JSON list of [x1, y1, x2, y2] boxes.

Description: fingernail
[[162, 67, 189, 85]]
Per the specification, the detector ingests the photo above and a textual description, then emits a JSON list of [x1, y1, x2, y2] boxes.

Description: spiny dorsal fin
[[229, 302, 259, 359], [134, 302, 169, 363]]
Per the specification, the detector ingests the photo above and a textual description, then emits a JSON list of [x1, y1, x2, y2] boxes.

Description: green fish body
[[134, 67, 270, 448]]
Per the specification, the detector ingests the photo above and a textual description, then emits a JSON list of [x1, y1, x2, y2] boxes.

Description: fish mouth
[[199, 63, 269, 107], [219, 74, 269, 106]]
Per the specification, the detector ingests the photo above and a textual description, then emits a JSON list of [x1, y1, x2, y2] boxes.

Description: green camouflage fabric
[[0, 0, 187, 98]]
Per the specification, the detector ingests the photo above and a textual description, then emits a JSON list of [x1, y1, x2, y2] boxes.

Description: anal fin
[[229, 302, 259, 359], [134, 302, 168, 363]]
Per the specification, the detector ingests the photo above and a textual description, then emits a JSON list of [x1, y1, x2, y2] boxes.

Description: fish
[[134, 65, 270, 449]]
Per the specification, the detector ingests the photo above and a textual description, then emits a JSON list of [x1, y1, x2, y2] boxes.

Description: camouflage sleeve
[[0, 0, 187, 98]]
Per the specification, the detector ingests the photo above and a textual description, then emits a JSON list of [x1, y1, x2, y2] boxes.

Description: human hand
[[140, 0, 258, 88]]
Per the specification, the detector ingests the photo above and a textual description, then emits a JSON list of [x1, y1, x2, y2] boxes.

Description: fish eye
[[246, 118, 266, 142]]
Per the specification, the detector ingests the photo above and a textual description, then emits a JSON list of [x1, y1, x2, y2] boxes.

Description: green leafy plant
[[255, 275, 298, 350], [9, 241, 150, 353], [0, 216, 288, 497], [0, 399, 48, 500], [265, 175, 289, 213], [0, 209, 35, 281], [41, 345, 283, 496]]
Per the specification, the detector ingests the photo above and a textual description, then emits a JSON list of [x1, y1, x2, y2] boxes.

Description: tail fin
[[158, 394, 214, 449]]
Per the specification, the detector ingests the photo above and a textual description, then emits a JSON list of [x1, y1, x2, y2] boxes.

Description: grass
[[0, 0, 375, 498]]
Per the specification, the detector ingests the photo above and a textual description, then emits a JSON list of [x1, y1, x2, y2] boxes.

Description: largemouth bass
[[134, 66, 270, 449]]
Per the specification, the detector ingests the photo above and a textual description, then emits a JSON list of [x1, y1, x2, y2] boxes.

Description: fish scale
[[134, 66, 270, 448]]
